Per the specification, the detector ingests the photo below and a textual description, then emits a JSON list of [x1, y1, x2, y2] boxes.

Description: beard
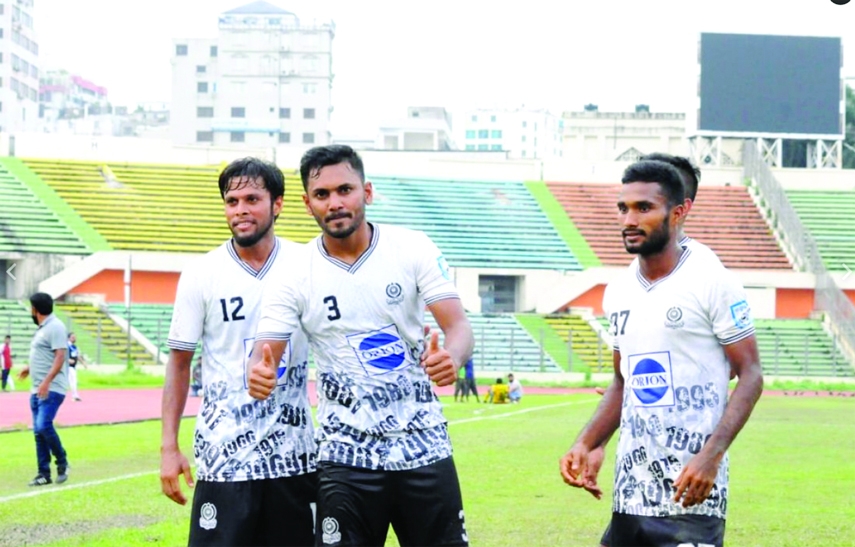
[[317, 207, 365, 240], [31, 313, 39, 326], [624, 219, 671, 256], [231, 212, 275, 248]]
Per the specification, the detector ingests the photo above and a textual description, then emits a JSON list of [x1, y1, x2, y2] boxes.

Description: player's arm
[[560, 350, 623, 494], [423, 298, 474, 387], [37, 347, 66, 399], [673, 335, 763, 508], [160, 348, 195, 505]]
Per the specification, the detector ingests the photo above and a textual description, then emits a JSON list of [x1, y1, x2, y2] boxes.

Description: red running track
[[0, 384, 849, 431]]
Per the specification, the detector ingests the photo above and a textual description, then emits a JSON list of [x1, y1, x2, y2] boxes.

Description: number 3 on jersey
[[610, 310, 630, 336], [324, 295, 341, 321]]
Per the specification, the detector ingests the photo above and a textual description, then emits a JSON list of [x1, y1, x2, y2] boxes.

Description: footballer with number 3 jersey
[[249, 145, 474, 547], [160, 158, 317, 547], [560, 159, 763, 547]]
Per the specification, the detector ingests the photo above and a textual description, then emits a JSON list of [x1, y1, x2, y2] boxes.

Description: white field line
[[0, 398, 597, 504]]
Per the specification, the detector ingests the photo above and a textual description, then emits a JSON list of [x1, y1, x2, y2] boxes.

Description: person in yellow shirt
[[484, 378, 509, 404]]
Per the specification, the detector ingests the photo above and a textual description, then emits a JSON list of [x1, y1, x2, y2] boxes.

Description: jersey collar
[[227, 237, 280, 280], [635, 244, 692, 292], [317, 222, 380, 274]]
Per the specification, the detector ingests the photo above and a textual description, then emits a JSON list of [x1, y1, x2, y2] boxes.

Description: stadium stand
[[58, 303, 154, 365], [368, 176, 582, 270], [546, 182, 792, 269], [107, 303, 176, 360], [0, 299, 37, 349], [785, 189, 855, 271], [0, 159, 93, 254], [596, 316, 852, 377], [543, 314, 612, 372]]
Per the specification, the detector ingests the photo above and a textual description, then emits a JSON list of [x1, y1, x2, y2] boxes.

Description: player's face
[[617, 182, 683, 256], [223, 176, 283, 248], [303, 161, 374, 239]]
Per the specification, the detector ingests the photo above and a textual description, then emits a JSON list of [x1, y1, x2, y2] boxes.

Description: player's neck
[[638, 239, 684, 283], [322, 222, 373, 265], [231, 233, 276, 271]]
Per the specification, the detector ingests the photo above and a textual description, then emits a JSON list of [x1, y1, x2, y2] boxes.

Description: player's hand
[[594, 386, 606, 396], [421, 331, 457, 387], [36, 382, 49, 400], [673, 450, 722, 508], [248, 344, 277, 400], [17, 366, 29, 380], [160, 447, 194, 505], [560, 443, 595, 492], [581, 444, 605, 499]]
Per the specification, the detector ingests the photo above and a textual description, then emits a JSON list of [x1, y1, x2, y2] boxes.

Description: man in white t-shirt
[[249, 144, 474, 547], [160, 157, 318, 547], [559, 159, 764, 547]]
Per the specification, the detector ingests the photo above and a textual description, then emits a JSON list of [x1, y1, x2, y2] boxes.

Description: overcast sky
[[34, 0, 855, 136]]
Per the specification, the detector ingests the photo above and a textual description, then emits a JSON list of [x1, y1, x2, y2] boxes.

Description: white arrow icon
[[5, 263, 15, 280], [844, 264, 852, 281]]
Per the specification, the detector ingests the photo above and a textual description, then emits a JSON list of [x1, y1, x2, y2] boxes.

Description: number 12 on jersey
[[219, 297, 246, 322]]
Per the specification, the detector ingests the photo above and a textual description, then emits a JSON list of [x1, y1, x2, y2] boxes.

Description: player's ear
[[302, 193, 312, 216], [272, 195, 283, 218], [363, 180, 374, 205]]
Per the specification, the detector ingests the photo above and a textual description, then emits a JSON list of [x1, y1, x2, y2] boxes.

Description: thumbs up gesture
[[421, 330, 458, 387], [248, 343, 278, 400]]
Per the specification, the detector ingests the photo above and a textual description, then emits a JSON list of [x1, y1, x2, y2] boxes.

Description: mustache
[[622, 229, 645, 237], [325, 212, 352, 222]]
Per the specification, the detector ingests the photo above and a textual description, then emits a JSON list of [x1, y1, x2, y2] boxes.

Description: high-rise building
[[0, 0, 39, 133], [171, 1, 335, 148]]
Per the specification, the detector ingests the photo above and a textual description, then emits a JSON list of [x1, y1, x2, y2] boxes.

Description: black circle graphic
[[831, 0, 850, 5]]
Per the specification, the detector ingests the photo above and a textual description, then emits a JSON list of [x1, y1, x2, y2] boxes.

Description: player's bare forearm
[[43, 349, 66, 385], [576, 375, 623, 450], [161, 349, 193, 452], [702, 360, 763, 459], [427, 299, 473, 370]]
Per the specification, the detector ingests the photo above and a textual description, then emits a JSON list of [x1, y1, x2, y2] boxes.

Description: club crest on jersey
[[242, 337, 291, 390], [199, 502, 218, 530], [627, 351, 675, 407], [346, 324, 414, 376], [322, 517, 341, 544], [385, 282, 404, 305], [730, 300, 751, 329], [664, 306, 684, 329]]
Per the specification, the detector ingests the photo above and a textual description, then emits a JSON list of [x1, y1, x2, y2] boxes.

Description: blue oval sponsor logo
[[631, 358, 669, 404], [358, 332, 406, 370]]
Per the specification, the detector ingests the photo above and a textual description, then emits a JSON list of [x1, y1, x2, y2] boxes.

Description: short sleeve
[[49, 322, 67, 351], [167, 265, 205, 352], [414, 232, 459, 305], [708, 269, 755, 345], [255, 265, 303, 342], [602, 282, 619, 351]]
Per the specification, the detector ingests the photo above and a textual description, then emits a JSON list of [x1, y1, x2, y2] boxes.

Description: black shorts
[[316, 456, 468, 547], [605, 512, 725, 547], [188, 473, 318, 547]]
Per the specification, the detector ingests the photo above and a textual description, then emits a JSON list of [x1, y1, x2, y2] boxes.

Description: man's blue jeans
[[29, 392, 68, 477]]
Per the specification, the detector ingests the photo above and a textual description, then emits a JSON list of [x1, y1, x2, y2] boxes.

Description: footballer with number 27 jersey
[[256, 223, 459, 472], [603, 244, 754, 520]]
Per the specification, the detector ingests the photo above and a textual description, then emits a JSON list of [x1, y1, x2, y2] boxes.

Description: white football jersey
[[603, 243, 755, 519], [256, 223, 459, 471], [168, 237, 316, 482]]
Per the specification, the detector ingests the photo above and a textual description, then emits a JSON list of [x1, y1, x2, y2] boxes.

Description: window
[[196, 65, 206, 74], [279, 107, 290, 119], [478, 129, 488, 139], [0, 29, 4, 38], [465, 130, 476, 139], [231, 107, 245, 118], [491, 130, 502, 139], [465, 144, 475, 151], [279, 132, 290, 143], [491, 145, 502, 151], [210, 45, 218, 57], [29, 66, 36, 78], [303, 108, 315, 119], [522, 121, 527, 128], [521, 150, 527, 158], [230, 132, 245, 143], [176, 44, 188, 56], [490, 115, 496, 122], [471, 115, 477, 122], [196, 107, 214, 118], [302, 83, 316, 94], [302, 132, 314, 144], [197, 82, 208, 93], [196, 131, 213, 142], [521, 135, 527, 142], [477, 144, 488, 151]]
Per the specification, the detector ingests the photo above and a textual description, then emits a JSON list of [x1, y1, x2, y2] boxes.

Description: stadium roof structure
[[224, 1, 293, 15]]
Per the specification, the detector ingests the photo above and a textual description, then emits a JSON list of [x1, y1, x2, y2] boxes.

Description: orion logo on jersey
[[627, 351, 675, 407], [242, 337, 291, 389], [346, 324, 415, 376]]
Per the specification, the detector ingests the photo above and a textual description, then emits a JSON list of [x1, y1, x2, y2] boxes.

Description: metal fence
[[743, 140, 855, 365]]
